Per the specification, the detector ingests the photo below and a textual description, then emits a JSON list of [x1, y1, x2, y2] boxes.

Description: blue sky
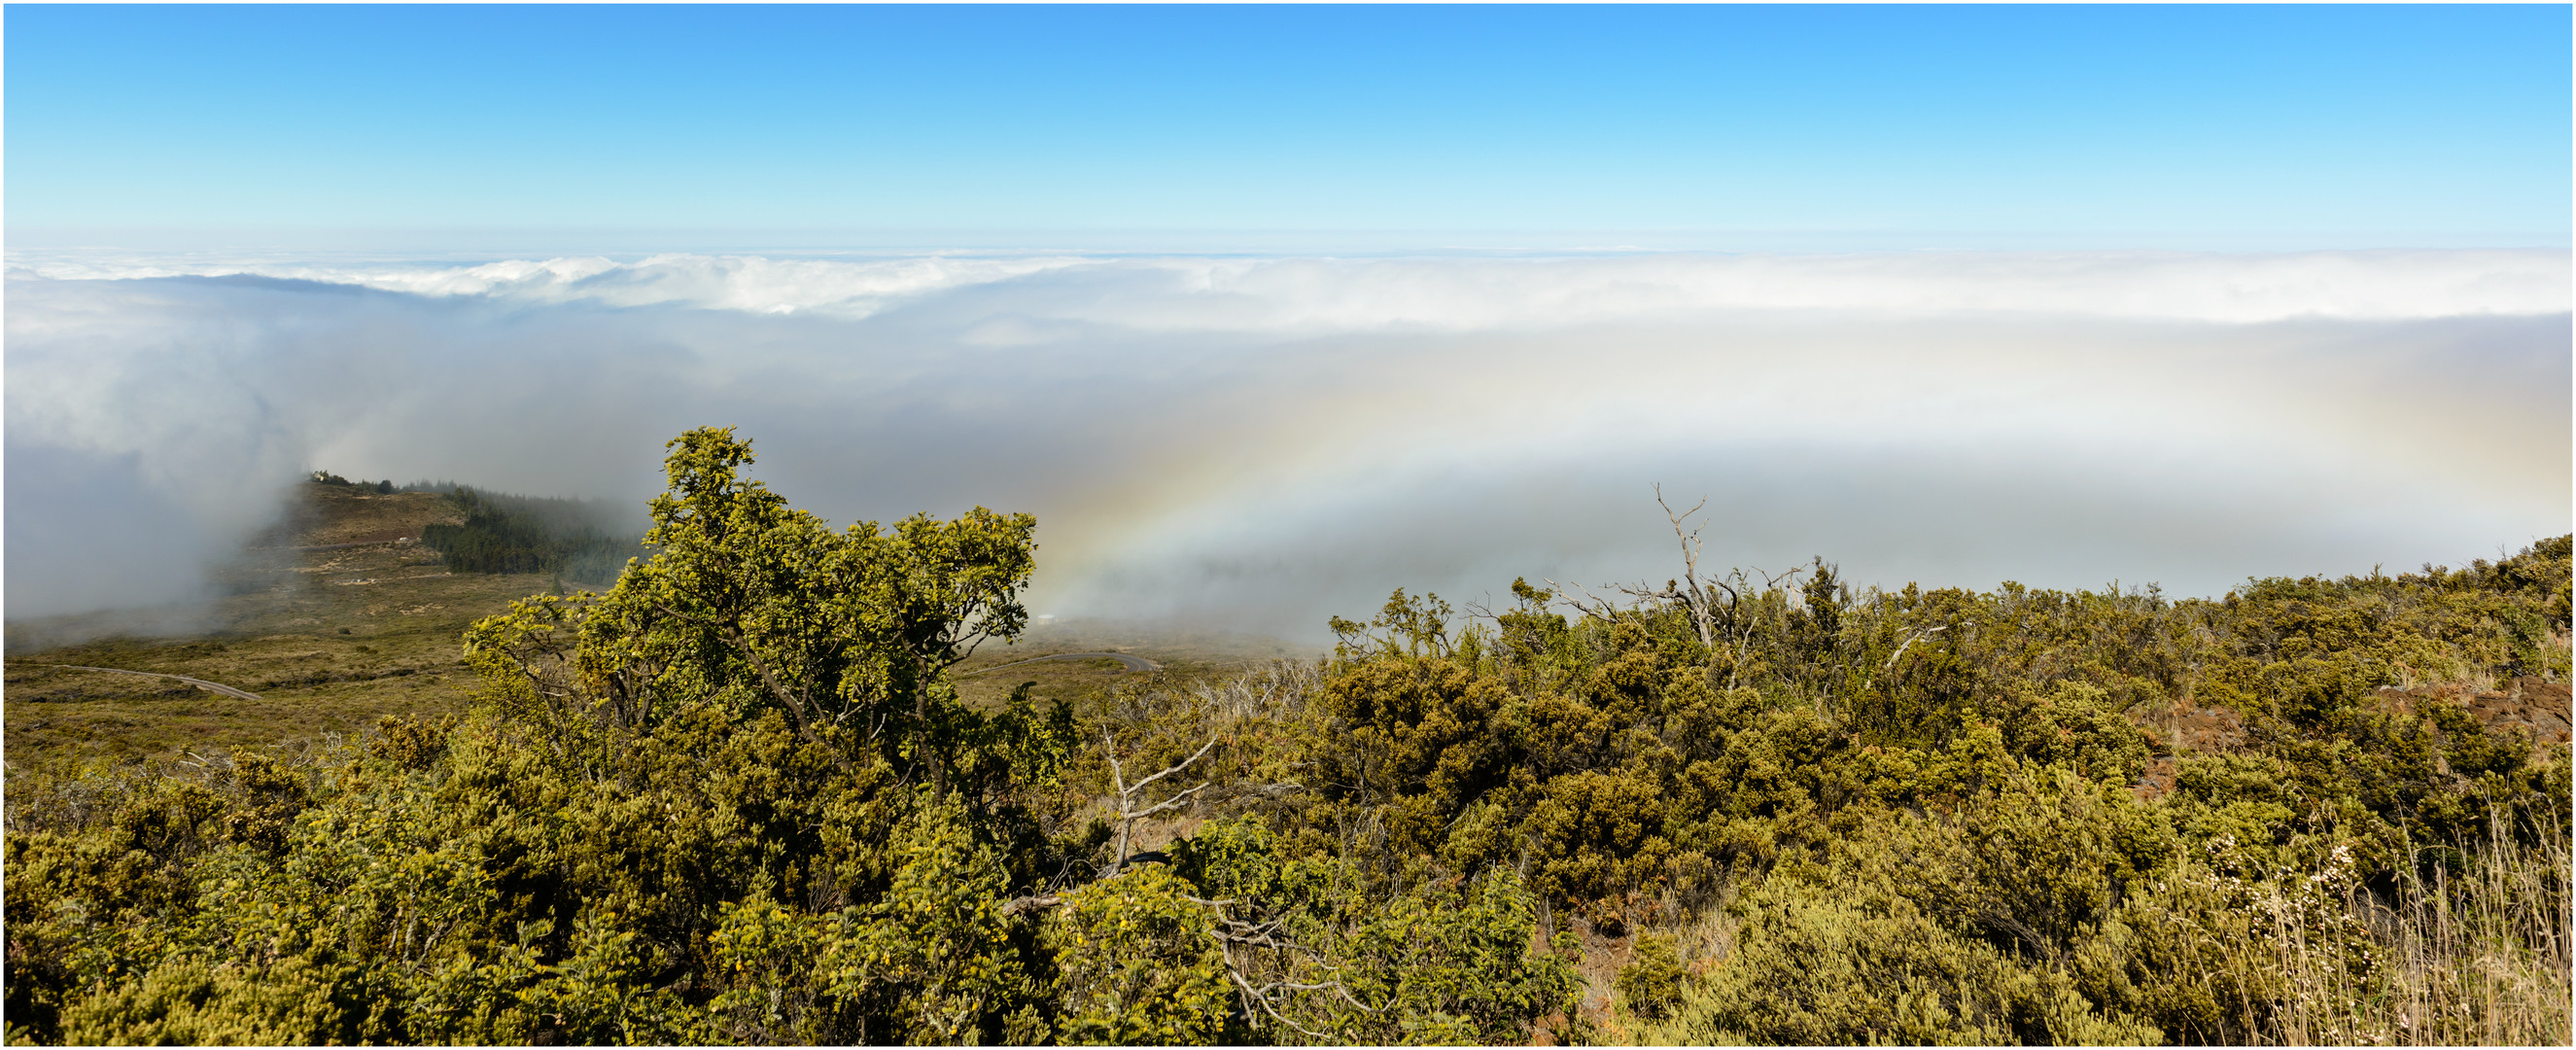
[[8, 7, 2570, 628], [7, 4, 2568, 249]]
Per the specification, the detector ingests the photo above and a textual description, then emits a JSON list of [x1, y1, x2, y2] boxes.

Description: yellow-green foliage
[[703, 801, 1038, 1044], [1647, 870, 2163, 1046], [1152, 814, 1584, 1044], [1286, 542, 2568, 1045], [2, 430, 1582, 1047], [1614, 932, 1684, 1020], [1044, 864, 1232, 1045], [5, 430, 2563, 1045]]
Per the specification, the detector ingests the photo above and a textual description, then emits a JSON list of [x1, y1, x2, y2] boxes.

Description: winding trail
[[958, 651, 1162, 678], [45, 665, 264, 702]]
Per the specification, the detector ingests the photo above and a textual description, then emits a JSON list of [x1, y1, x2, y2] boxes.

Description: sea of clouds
[[7, 248, 2568, 641]]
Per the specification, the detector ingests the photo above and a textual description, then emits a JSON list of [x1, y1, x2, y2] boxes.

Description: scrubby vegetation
[[8, 429, 2567, 1045]]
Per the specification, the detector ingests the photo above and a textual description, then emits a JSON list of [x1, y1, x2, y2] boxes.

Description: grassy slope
[[951, 620, 1315, 709], [6, 486, 530, 760], [4, 484, 1300, 762]]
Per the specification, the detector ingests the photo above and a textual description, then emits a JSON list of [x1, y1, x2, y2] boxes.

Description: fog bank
[[8, 249, 2567, 640]]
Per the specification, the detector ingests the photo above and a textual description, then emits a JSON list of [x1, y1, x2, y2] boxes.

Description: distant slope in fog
[[397, 482, 645, 585]]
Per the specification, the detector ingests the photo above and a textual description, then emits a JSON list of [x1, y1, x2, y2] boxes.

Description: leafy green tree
[[1043, 864, 1234, 1044], [13, 441, 2565, 1046]]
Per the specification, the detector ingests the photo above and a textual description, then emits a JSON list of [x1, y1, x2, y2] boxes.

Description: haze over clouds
[[12, 249, 2567, 324], [7, 249, 2567, 639]]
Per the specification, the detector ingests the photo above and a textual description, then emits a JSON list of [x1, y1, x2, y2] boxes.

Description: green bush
[[10, 433, 2565, 1045], [1615, 932, 1684, 1020]]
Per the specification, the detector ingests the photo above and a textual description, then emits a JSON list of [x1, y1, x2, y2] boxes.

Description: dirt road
[[47, 664, 263, 702]]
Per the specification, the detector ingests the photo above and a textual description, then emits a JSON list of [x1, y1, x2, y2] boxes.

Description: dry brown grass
[[2305, 820, 2572, 1046], [1601, 809, 2571, 1046], [267, 485, 462, 545]]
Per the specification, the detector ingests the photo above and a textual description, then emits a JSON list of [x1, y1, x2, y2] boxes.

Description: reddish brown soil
[[2466, 677, 2572, 749], [2135, 755, 2180, 803], [2135, 703, 2245, 759], [2376, 677, 2573, 756], [2132, 675, 2570, 801]]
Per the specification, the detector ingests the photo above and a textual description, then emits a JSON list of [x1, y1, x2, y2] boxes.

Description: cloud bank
[[7, 249, 2567, 641], [13, 248, 2567, 325]]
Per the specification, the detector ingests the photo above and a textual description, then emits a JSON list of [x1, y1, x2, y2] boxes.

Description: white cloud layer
[[11, 247, 2567, 325], [6, 249, 2568, 640]]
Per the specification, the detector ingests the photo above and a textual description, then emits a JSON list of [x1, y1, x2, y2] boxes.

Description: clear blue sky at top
[[5, 4, 2568, 249]]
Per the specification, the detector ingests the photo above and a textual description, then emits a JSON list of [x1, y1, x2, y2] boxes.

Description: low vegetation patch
[[6, 428, 2566, 1045]]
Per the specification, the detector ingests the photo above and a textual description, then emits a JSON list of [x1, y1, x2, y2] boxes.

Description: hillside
[[2, 481, 1292, 761], [7, 483, 518, 759], [3, 435, 2566, 1046]]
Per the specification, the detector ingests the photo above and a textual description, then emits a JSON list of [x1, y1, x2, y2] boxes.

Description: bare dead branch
[[1544, 578, 1623, 622], [1126, 782, 1209, 822], [1654, 483, 1719, 650], [1204, 923, 1374, 1037], [1126, 735, 1220, 798], [1758, 564, 1808, 591], [1103, 732, 1221, 874], [1882, 624, 1951, 675], [1215, 943, 1337, 1038]]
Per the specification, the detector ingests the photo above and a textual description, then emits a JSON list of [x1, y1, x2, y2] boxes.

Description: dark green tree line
[[419, 487, 640, 583]]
